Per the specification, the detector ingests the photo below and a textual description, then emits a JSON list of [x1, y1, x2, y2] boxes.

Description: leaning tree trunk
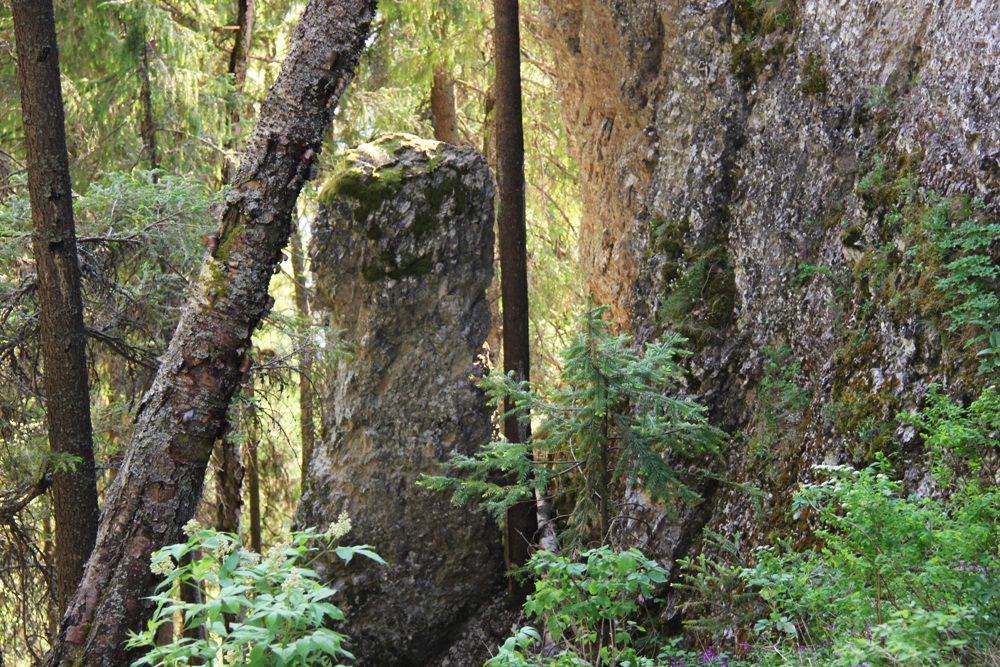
[[493, 0, 536, 595], [43, 2, 377, 664], [11, 0, 100, 616]]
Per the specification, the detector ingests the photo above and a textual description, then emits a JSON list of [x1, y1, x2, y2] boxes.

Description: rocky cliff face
[[540, 0, 1000, 596], [296, 134, 507, 665]]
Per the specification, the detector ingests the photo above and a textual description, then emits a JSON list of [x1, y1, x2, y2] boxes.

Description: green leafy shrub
[[421, 306, 726, 547], [487, 547, 668, 667], [127, 517, 384, 666], [678, 387, 1000, 666]]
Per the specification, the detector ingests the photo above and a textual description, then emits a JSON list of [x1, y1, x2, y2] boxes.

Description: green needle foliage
[[422, 306, 726, 547]]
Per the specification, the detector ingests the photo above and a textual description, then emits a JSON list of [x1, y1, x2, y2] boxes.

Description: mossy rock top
[[318, 133, 445, 208], [310, 132, 494, 288]]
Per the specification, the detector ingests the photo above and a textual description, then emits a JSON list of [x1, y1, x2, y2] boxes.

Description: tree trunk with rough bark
[[493, 0, 536, 595], [12, 0, 100, 616], [43, 2, 376, 664]]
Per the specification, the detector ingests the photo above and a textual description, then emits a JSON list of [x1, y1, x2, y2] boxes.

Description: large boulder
[[296, 134, 506, 666]]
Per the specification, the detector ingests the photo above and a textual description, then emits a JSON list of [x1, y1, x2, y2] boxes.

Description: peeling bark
[[43, 2, 376, 664], [12, 0, 100, 616]]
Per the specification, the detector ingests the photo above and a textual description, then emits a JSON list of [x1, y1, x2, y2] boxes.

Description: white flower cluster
[[264, 541, 291, 567], [281, 569, 305, 593], [182, 519, 201, 538], [221, 648, 244, 665], [150, 557, 176, 577], [811, 464, 855, 475], [243, 551, 261, 566], [214, 539, 235, 563], [326, 511, 352, 542]]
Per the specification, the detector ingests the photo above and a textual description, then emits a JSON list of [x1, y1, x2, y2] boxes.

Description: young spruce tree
[[423, 307, 727, 548]]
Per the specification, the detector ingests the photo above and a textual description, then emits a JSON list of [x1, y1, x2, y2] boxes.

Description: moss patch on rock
[[730, 0, 798, 87], [316, 133, 479, 285], [656, 243, 737, 347], [800, 52, 828, 96]]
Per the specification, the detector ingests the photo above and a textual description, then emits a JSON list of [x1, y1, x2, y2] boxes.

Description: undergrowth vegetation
[[128, 517, 383, 667], [488, 383, 1000, 666]]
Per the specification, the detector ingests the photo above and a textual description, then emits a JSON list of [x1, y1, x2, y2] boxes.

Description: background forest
[[2, 0, 1000, 666], [1, 0, 582, 663]]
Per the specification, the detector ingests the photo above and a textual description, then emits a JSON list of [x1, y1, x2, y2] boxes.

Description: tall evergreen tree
[[493, 0, 537, 592], [11, 0, 100, 614]]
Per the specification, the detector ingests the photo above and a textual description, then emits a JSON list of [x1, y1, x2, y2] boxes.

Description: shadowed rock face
[[296, 134, 504, 666], [539, 0, 1000, 612]]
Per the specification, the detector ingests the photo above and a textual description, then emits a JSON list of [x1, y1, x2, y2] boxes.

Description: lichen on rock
[[539, 0, 1000, 612], [296, 133, 506, 666]]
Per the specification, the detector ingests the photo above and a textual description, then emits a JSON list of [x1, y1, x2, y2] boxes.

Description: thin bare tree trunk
[[493, 0, 536, 597], [482, 85, 502, 372], [12, 0, 100, 616], [213, 432, 244, 534], [245, 389, 262, 553], [289, 230, 315, 478], [214, 0, 255, 532], [178, 553, 204, 654], [139, 39, 160, 180], [430, 63, 461, 145], [222, 0, 255, 184], [43, 2, 376, 664]]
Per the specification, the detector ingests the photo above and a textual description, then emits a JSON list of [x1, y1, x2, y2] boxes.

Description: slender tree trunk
[[430, 63, 461, 145], [213, 432, 243, 534], [482, 85, 502, 372], [213, 0, 256, 530], [245, 389, 262, 553], [289, 230, 315, 478], [222, 0, 255, 184], [139, 39, 160, 180], [493, 0, 536, 595], [246, 443, 261, 551], [12, 0, 100, 616], [178, 553, 204, 652], [43, 2, 376, 664]]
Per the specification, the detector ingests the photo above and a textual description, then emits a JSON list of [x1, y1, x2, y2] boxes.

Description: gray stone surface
[[539, 0, 1000, 603], [296, 134, 504, 666]]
